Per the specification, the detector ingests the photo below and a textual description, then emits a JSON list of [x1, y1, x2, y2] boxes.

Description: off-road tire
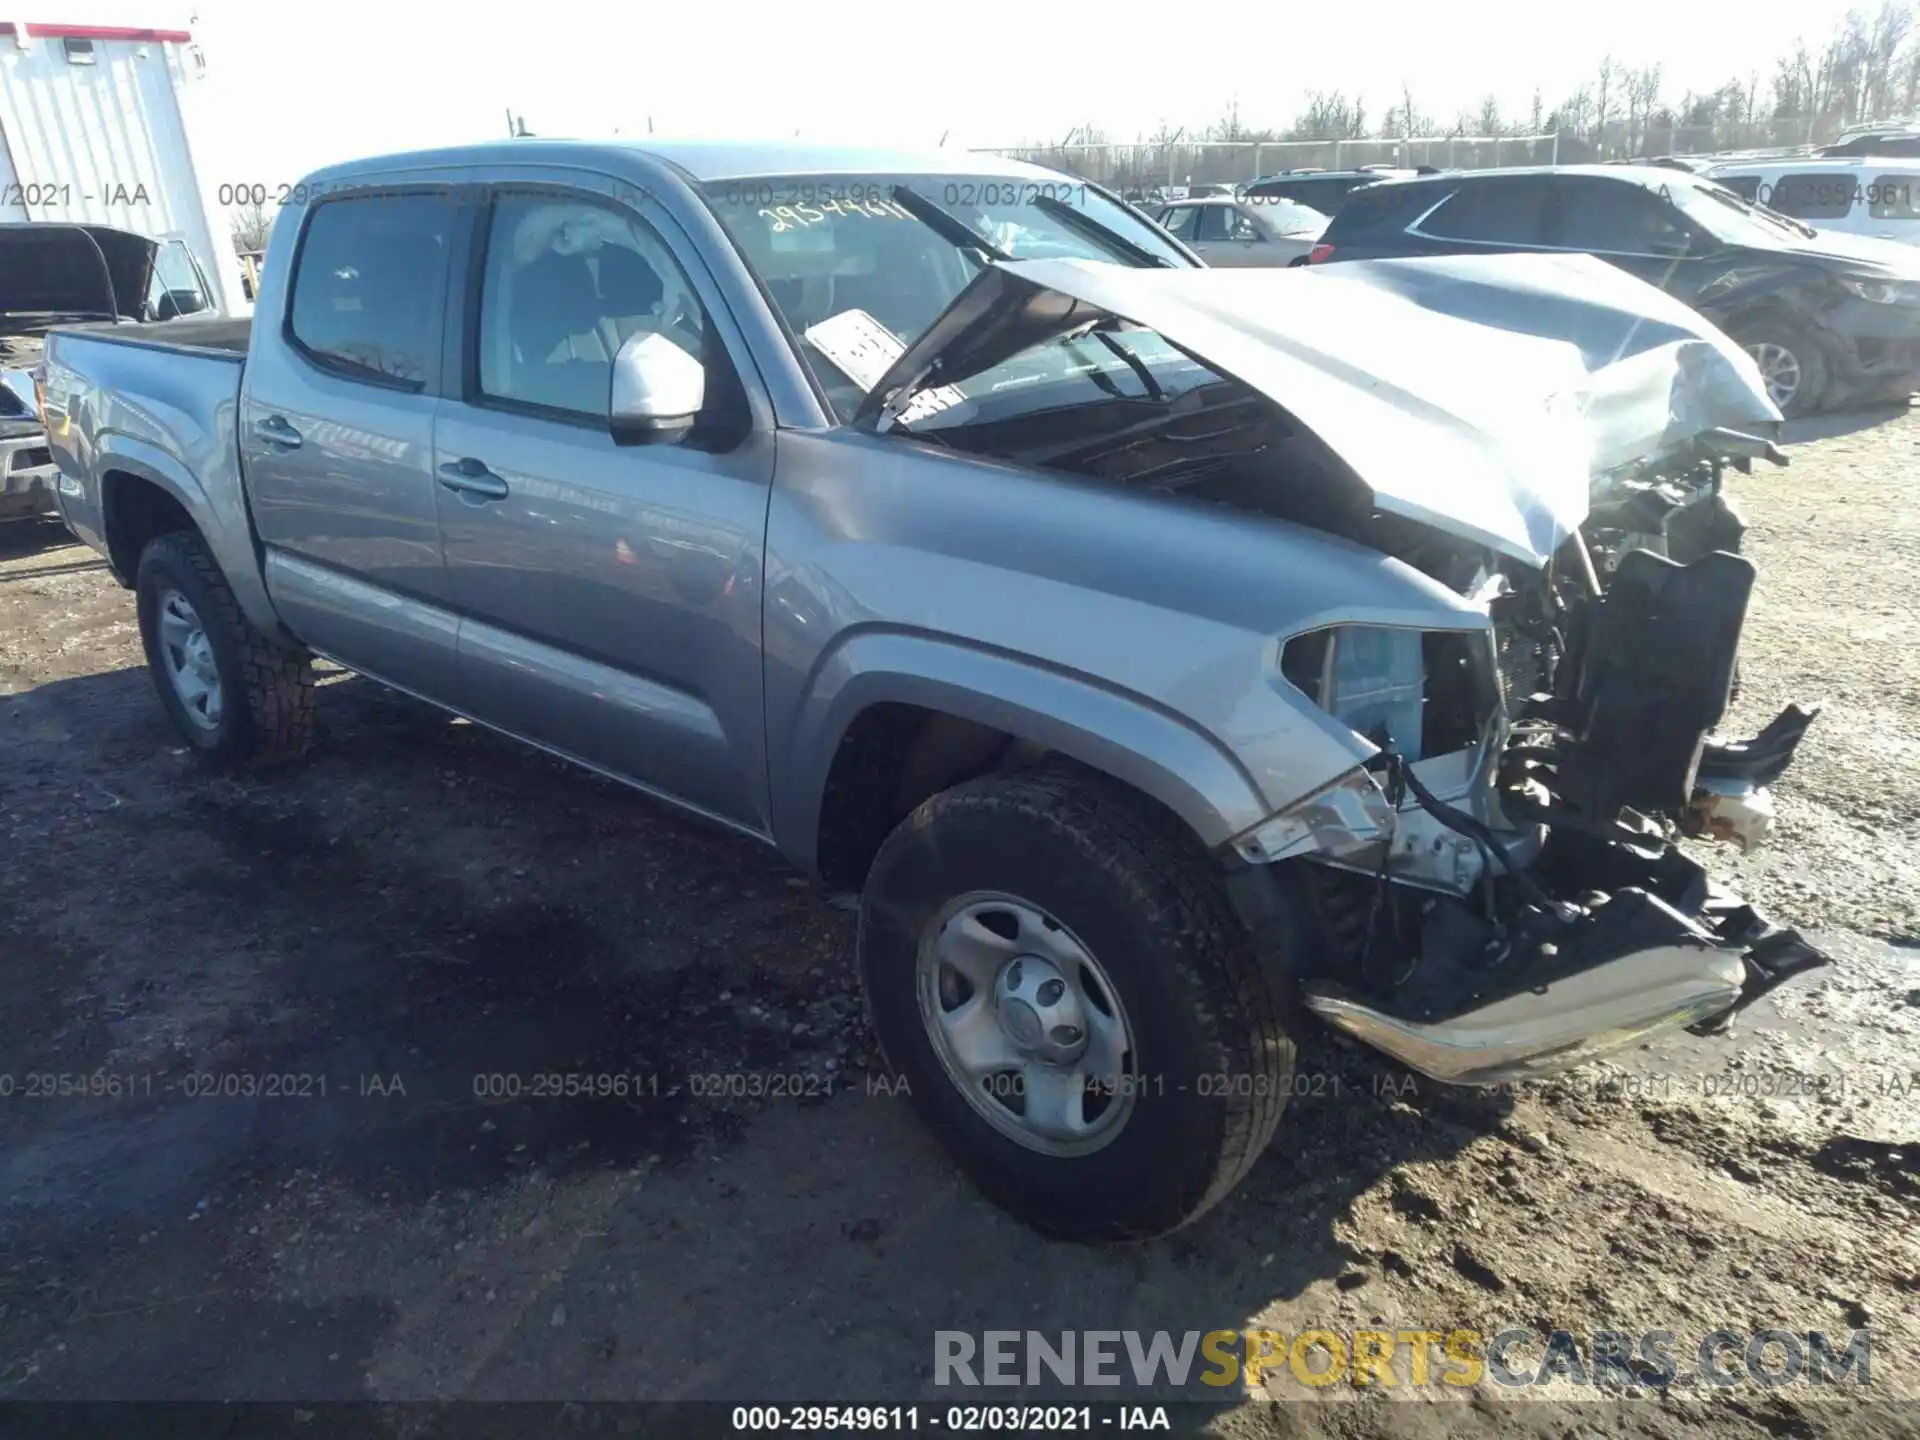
[[858, 764, 1296, 1241], [135, 530, 314, 768]]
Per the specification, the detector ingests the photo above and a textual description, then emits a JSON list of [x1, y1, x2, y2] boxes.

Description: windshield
[[703, 172, 1210, 423], [1658, 177, 1810, 246]]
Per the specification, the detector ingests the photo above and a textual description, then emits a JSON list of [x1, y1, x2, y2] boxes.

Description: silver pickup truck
[[41, 140, 1826, 1241]]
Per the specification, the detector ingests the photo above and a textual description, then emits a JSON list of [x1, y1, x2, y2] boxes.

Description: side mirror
[[609, 330, 705, 446]]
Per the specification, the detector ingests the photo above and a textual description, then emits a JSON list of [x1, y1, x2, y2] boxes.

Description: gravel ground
[[0, 407, 1916, 1436]]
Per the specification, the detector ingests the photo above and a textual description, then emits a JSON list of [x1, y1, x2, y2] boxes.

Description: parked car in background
[[1154, 195, 1327, 265], [1, 221, 215, 520], [1703, 158, 1920, 246], [41, 139, 1823, 1242], [1310, 164, 1920, 414], [1816, 124, 1920, 159], [1243, 167, 1436, 217]]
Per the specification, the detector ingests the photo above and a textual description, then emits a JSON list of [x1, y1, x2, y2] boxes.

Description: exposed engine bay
[[866, 253, 1833, 1084], [1067, 402, 1824, 1082]]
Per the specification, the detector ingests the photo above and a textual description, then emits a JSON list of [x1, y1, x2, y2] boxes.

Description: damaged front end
[[858, 252, 1831, 1085], [1248, 543, 1826, 1086]]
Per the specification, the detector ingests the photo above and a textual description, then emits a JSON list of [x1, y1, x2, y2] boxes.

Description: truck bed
[[41, 317, 260, 617], [67, 315, 253, 356]]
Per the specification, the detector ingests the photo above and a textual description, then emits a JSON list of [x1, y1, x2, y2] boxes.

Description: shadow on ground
[[0, 668, 1503, 1402], [1779, 401, 1912, 445]]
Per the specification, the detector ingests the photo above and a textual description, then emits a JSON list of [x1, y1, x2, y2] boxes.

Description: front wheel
[[858, 766, 1296, 1241], [1731, 318, 1828, 417], [136, 530, 315, 767]]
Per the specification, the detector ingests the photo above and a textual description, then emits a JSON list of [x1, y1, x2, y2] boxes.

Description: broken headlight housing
[[1281, 624, 1499, 762]]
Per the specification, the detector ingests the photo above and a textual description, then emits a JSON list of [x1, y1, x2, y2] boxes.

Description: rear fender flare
[[95, 434, 285, 639]]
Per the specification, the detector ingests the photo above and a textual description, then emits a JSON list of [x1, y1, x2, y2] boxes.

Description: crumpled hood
[[860, 252, 1782, 567]]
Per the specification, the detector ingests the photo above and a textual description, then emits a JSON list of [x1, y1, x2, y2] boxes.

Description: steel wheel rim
[[915, 891, 1138, 1157], [157, 589, 223, 732], [1747, 341, 1802, 409]]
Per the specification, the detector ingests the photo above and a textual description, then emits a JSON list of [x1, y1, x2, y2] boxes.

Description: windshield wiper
[[1699, 185, 1817, 240], [1092, 328, 1166, 400], [890, 186, 1012, 263], [1033, 196, 1175, 268]]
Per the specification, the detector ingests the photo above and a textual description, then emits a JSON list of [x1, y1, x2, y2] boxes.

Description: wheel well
[[102, 471, 196, 582], [815, 704, 1043, 892]]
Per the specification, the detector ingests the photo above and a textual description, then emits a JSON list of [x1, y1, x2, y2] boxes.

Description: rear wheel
[[858, 765, 1296, 1241], [1731, 318, 1828, 417], [136, 530, 314, 768]]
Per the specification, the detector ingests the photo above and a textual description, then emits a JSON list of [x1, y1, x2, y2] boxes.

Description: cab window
[[474, 192, 705, 420], [287, 192, 454, 389]]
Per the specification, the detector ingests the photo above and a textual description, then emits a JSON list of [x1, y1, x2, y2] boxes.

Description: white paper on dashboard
[[803, 308, 966, 422]]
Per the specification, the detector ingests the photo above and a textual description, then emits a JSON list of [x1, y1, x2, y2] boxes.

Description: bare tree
[[229, 200, 273, 254], [1556, 85, 1595, 139], [1864, 0, 1913, 118], [1288, 91, 1367, 140], [1382, 81, 1429, 140], [1593, 55, 1616, 152], [1475, 94, 1504, 136], [1528, 90, 1545, 135], [1626, 65, 1662, 155]]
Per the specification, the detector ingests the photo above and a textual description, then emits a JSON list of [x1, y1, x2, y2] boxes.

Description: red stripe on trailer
[[0, 23, 194, 42]]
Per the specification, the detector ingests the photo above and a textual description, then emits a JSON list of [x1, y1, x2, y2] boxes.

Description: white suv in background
[[1704, 157, 1920, 245]]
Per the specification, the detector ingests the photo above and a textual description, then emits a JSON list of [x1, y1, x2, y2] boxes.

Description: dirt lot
[[1, 409, 1917, 1436]]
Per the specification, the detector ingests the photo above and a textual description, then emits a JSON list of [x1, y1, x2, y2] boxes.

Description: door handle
[[437, 457, 510, 501], [251, 414, 303, 449]]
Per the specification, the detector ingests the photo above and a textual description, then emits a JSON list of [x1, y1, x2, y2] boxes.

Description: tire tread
[[863, 762, 1295, 1239], [139, 530, 314, 766]]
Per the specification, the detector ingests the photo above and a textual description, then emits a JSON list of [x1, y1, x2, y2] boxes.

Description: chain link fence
[[974, 136, 1560, 195], [977, 115, 1878, 193]]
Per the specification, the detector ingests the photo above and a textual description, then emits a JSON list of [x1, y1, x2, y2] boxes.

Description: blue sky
[[157, 0, 1875, 191]]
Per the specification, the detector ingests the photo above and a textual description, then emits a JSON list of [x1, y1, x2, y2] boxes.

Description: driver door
[[431, 172, 778, 832]]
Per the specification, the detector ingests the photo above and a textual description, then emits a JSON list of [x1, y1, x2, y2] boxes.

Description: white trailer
[[0, 20, 248, 315]]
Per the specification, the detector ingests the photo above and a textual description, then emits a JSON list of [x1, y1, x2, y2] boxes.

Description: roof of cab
[[300, 138, 1064, 187]]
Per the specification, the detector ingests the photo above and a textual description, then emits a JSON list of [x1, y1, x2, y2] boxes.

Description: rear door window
[[1192, 206, 1233, 242], [1766, 173, 1855, 220], [1869, 175, 1920, 220], [1553, 179, 1696, 255], [1419, 182, 1552, 244], [287, 192, 455, 389], [1223, 208, 1263, 241]]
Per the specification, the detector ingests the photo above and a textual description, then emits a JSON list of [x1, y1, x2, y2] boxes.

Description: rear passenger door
[[1410, 178, 1555, 254], [243, 174, 468, 700], [431, 172, 777, 832]]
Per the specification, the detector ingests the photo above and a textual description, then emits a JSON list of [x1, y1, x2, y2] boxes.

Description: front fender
[[774, 628, 1277, 873]]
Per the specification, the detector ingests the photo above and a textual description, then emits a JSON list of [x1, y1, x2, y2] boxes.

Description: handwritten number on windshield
[[760, 197, 912, 231]]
